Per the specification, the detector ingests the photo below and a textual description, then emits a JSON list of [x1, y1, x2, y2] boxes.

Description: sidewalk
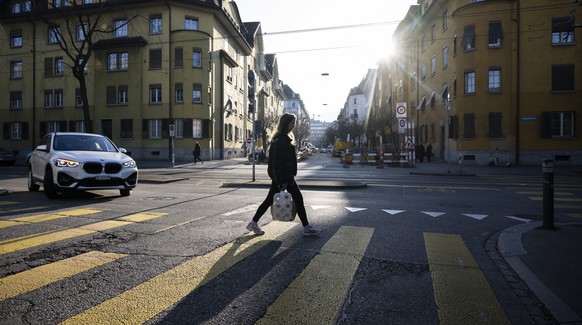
[[1, 157, 581, 323]]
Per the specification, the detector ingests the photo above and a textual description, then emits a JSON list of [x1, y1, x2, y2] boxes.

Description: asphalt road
[[0, 154, 579, 324]]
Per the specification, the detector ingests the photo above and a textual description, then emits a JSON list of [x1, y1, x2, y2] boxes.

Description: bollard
[[542, 159, 554, 229]]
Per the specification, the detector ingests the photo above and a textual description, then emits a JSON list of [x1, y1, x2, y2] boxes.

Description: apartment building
[[372, 0, 581, 166], [1, 0, 284, 161]]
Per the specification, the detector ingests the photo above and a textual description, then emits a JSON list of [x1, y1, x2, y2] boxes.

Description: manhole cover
[[144, 196, 176, 201]]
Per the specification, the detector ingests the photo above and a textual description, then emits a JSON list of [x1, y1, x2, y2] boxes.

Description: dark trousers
[[252, 180, 309, 226], [194, 156, 202, 164]]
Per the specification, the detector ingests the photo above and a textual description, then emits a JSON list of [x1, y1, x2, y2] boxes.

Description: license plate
[[96, 176, 111, 180]]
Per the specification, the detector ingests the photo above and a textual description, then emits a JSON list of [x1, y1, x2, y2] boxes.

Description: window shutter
[[106, 86, 116, 105], [44, 57, 53, 76], [541, 112, 551, 138], [162, 119, 170, 138], [2, 123, 9, 140], [22, 123, 29, 140], [202, 119, 212, 138], [184, 118, 193, 138], [142, 119, 149, 139]]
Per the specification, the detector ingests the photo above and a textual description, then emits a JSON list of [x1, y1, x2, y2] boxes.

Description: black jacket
[[267, 133, 297, 185]]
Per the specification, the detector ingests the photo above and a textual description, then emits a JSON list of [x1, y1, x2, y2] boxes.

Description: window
[[552, 65, 574, 91], [54, 89, 63, 107], [149, 119, 162, 139], [192, 49, 202, 68], [113, 19, 128, 37], [108, 52, 129, 71], [192, 119, 202, 138], [442, 10, 448, 31], [48, 27, 60, 44], [488, 112, 502, 138], [120, 119, 133, 138], [488, 22, 502, 47], [174, 119, 184, 138], [453, 33, 457, 56], [11, 1, 32, 14], [11, 61, 23, 79], [53, 0, 65, 7], [150, 15, 162, 34], [45, 57, 64, 76], [100, 119, 113, 139], [192, 84, 202, 103], [421, 35, 426, 52], [542, 112, 575, 138], [442, 46, 448, 68], [5, 122, 28, 140], [75, 88, 83, 107], [185, 17, 198, 30], [411, 72, 416, 90], [421, 64, 426, 83], [463, 113, 475, 139], [118, 86, 128, 104], [55, 57, 64, 75], [431, 24, 436, 43], [175, 83, 183, 103], [10, 91, 22, 109], [149, 49, 162, 69], [175, 47, 183, 68], [462, 26, 475, 50], [76, 23, 87, 41], [10, 30, 23, 48], [431, 56, 436, 75], [150, 84, 162, 103], [45, 90, 53, 108], [70, 120, 85, 132], [488, 68, 501, 92], [552, 17, 574, 44], [464, 71, 475, 94]]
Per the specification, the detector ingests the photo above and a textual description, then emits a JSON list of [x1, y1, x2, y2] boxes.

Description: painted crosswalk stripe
[[0, 251, 126, 301], [0, 208, 102, 229], [60, 221, 296, 325], [424, 232, 509, 324], [257, 226, 374, 325], [0, 212, 167, 255]]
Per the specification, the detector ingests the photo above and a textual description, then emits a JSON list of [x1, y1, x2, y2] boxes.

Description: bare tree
[[36, 0, 133, 133], [259, 112, 279, 150]]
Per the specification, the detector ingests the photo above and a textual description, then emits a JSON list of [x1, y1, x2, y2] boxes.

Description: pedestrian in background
[[426, 143, 433, 162], [417, 143, 425, 162], [193, 142, 203, 164], [246, 113, 322, 237]]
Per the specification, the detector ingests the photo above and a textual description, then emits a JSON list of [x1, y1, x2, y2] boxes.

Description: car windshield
[[53, 135, 118, 152]]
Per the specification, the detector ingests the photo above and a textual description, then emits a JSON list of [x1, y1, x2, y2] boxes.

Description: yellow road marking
[[0, 201, 18, 206], [567, 213, 582, 219], [0, 212, 166, 255], [424, 232, 509, 324], [0, 208, 102, 229], [60, 221, 296, 325], [257, 226, 373, 325], [0, 206, 49, 214], [0, 251, 126, 301], [555, 204, 582, 209], [517, 191, 574, 196], [529, 197, 580, 202]]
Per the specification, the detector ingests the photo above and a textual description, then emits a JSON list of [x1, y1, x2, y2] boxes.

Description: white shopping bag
[[271, 190, 296, 222]]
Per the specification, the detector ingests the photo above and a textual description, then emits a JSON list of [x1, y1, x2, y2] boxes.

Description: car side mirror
[[36, 144, 48, 152], [118, 148, 128, 154]]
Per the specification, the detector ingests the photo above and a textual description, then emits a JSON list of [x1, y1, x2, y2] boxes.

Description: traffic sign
[[396, 102, 407, 118], [246, 137, 252, 144]]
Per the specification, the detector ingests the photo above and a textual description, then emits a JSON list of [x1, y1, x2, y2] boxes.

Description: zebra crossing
[[483, 173, 582, 219], [0, 203, 518, 324]]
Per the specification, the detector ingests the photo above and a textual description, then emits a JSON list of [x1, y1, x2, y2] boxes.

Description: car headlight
[[122, 160, 136, 168], [55, 158, 80, 168]]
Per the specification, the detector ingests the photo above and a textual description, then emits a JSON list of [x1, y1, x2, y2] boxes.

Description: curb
[[221, 180, 367, 190]]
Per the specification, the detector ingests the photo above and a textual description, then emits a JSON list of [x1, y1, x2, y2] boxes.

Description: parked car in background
[[27, 132, 138, 199], [0, 148, 17, 166]]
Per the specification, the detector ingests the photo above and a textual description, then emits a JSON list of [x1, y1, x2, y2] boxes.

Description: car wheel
[[27, 167, 40, 192], [43, 167, 62, 199], [120, 189, 131, 197]]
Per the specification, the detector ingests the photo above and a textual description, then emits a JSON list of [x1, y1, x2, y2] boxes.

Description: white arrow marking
[[345, 207, 368, 212], [506, 216, 531, 223], [462, 213, 488, 220], [421, 211, 445, 218], [310, 205, 330, 210], [382, 209, 405, 215]]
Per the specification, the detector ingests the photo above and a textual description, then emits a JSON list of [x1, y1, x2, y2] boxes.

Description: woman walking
[[246, 113, 322, 237]]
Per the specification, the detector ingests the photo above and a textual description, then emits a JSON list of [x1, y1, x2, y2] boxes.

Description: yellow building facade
[[376, 0, 581, 166], [1, 0, 283, 162]]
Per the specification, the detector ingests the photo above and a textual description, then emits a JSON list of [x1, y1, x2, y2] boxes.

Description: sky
[[235, 0, 418, 122]]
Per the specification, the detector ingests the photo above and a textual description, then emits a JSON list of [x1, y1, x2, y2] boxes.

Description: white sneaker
[[246, 222, 265, 235], [303, 225, 322, 237]]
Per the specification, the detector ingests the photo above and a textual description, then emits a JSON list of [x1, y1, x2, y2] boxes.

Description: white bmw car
[[27, 132, 138, 199]]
